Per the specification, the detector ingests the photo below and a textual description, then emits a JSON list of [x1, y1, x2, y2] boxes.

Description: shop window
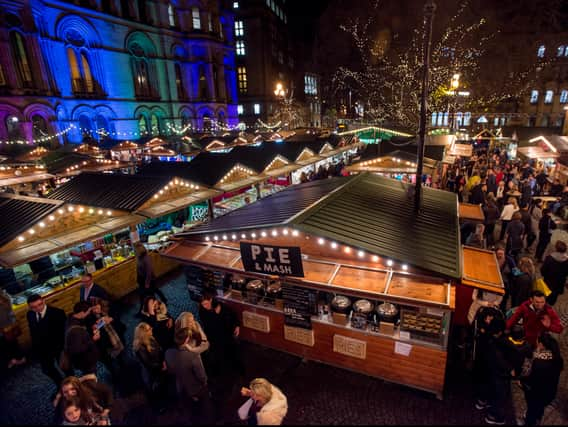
[[237, 104, 244, 115], [9, 31, 33, 88], [254, 103, 261, 115], [236, 40, 246, 56], [192, 7, 201, 30], [235, 21, 244, 37], [304, 74, 317, 95], [530, 90, 538, 104], [544, 90, 553, 104], [537, 45, 545, 58], [560, 90, 568, 103], [237, 66, 247, 94]]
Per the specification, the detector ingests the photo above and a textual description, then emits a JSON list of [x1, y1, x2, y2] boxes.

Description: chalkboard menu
[[282, 283, 313, 330], [185, 266, 205, 302]]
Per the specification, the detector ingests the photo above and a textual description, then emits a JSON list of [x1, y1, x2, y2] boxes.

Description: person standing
[[535, 209, 557, 262], [239, 378, 288, 425], [521, 333, 564, 426], [540, 240, 568, 306], [483, 194, 500, 247], [64, 302, 100, 375], [26, 294, 67, 388], [504, 212, 525, 260], [134, 242, 167, 313], [499, 197, 519, 242], [505, 291, 563, 348], [165, 327, 212, 424]]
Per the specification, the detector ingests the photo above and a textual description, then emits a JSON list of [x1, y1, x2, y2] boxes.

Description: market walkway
[[1, 268, 566, 425]]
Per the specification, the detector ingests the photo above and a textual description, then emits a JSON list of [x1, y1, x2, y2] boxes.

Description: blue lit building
[[0, 0, 238, 145]]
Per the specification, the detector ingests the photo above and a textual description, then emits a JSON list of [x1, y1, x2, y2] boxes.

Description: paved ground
[[1, 268, 566, 425]]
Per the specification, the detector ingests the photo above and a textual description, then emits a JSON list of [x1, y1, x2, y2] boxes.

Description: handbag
[[533, 278, 552, 297]]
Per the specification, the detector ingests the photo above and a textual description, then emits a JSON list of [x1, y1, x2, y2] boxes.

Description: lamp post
[[449, 73, 460, 131], [274, 82, 294, 130], [414, 0, 437, 213]]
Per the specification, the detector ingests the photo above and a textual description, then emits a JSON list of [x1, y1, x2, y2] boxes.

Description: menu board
[[282, 283, 312, 330], [185, 266, 204, 302]]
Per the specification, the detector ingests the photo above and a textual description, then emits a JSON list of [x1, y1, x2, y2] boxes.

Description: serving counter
[[164, 240, 454, 399]]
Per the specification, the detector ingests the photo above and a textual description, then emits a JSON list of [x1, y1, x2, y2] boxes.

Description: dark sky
[[287, 0, 330, 43]]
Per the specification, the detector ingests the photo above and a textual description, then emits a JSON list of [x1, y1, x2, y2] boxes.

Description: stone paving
[[1, 268, 566, 425]]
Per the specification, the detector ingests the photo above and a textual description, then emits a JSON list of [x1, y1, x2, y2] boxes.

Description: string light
[[386, 259, 394, 267], [372, 255, 379, 262]]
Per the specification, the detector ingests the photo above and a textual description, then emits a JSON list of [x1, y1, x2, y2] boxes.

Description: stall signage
[[242, 311, 270, 333], [333, 334, 367, 359], [284, 325, 315, 346], [450, 144, 473, 157], [282, 283, 313, 330], [240, 242, 304, 277], [190, 203, 209, 222]]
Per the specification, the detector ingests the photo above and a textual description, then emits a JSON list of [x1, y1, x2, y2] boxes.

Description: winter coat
[[510, 273, 533, 308], [164, 346, 208, 398], [522, 349, 563, 406], [541, 252, 568, 296], [483, 203, 500, 225], [239, 384, 288, 425], [506, 300, 563, 346]]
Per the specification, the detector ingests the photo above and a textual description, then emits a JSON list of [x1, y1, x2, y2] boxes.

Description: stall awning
[[0, 213, 144, 267], [136, 189, 220, 218], [178, 173, 461, 279], [461, 246, 504, 294], [0, 194, 63, 248], [0, 173, 55, 187], [459, 203, 484, 222], [164, 241, 454, 309], [517, 146, 560, 159]]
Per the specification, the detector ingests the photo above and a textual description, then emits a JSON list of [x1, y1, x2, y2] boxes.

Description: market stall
[[164, 173, 463, 398], [458, 203, 485, 224], [346, 150, 437, 182]]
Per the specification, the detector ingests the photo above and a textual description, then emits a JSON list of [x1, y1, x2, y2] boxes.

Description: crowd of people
[[449, 148, 567, 425], [0, 243, 288, 425]]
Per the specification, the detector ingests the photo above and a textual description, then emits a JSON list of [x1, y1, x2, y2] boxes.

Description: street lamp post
[[449, 73, 460, 131], [274, 82, 294, 130], [414, 0, 437, 213]]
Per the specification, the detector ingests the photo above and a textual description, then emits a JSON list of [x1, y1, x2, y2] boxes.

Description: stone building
[[0, 0, 238, 145]]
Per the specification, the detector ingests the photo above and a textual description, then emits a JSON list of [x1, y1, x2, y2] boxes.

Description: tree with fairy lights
[[331, 0, 543, 129]]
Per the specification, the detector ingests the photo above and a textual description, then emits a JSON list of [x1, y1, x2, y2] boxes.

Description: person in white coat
[[239, 378, 288, 425]]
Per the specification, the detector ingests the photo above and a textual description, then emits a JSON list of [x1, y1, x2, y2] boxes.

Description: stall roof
[[45, 152, 94, 175], [46, 172, 173, 212], [180, 173, 460, 279], [0, 194, 63, 248]]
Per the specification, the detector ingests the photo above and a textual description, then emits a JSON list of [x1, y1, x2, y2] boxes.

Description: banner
[[240, 242, 304, 277]]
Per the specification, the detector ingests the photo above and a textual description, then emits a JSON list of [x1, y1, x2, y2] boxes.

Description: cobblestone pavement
[[1, 268, 566, 425]]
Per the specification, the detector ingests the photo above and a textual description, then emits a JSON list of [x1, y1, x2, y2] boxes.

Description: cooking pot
[[331, 295, 352, 314], [266, 282, 282, 300], [245, 279, 265, 305], [376, 302, 398, 323], [353, 299, 374, 319], [231, 276, 246, 292]]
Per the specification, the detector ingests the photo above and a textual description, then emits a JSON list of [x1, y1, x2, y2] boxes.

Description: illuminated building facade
[[0, 0, 238, 145]]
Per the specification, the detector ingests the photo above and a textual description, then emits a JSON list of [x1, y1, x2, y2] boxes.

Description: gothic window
[[79, 114, 94, 138], [537, 45, 545, 58], [199, 65, 209, 100], [544, 90, 553, 104], [32, 115, 49, 142], [151, 114, 160, 135], [237, 66, 247, 94], [530, 90, 539, 104], [192, 8, 201, 30], [129, 42, 154, 98], [67, 48, 95, 94], [218, 111, 225, 126], [10, 31, 33, 88], [202, 114, 211, 131], [236, 40, 245, 56], [560, 90, 568, 104], [235, 20, 244, 37], [168, 4, 177, 27], [175, 63, 185, 99], [138, 115, 148, 135], [6, 116, 24, 141]]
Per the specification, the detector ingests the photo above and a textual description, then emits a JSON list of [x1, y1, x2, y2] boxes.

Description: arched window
[[218, 111, 225, 127], [81, 53, 94, 93], [199, 65, 209, 100], [96, 115, 109, 141], [181, 112, 192, 127], [431, 112, 437, 126], [202, 114, 211, 131], [168, 4, 177, 27], [192, 7, 201, 30], [138, 115, 149, 136], [10, 31, 32, 87], [32, 115, 49, 142], [151, 114, 160, 135], [537, 45, 545, 58], [79, 114, 94, 138], [6, 116, 24, 141], [67, 48, 95, 94], [129, 41, 155, 98], [174, 64, 185, 100]]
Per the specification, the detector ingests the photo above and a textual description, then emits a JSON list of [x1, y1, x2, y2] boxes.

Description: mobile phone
[[95, 318, 106, 330]]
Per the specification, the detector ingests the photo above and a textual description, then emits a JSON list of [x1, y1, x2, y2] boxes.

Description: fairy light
[[282, 229, 289, 236], [330, 242, 338, 249], [68, 206, 74, 212], [318, 238, 325, 245], [372, 255, 379, 262], [213, 235, 219, 241], [28, 228, 35, 235], [18, 236, 25, 242], [251, 232, 257, 238], [271, 230, 278, 237], [231, 234, 237, 240], [292, 230, 299, 237], [78, 207, 85, 213], [58, 209, 64, 215], [344, 247, 352, 254], [241, 233, 246, 239], [402, 264, 408, 271], [39, 222, 46, 228], [222, 234, 228, 240], [387, 259, 394, 267], [88, 208, 94, 214], [261, 231, 267, 237], [49, 215, 55, 221], [205, 236, 211, 241], [98, 210, 103, 215], [106, 210, 112, 216], [357, 250, 365, 258]]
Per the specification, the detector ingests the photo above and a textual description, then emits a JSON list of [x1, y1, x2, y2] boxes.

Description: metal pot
[[266, 282, 282, 299], [353, 299, 374, 319], [231, 277, 246, 292], [331, 295, 352, 314], [245, 279, 265, 305], [376, 302, 398, 323]]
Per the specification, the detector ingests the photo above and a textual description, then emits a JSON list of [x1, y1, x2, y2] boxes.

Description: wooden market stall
[[164, 173, 463, 399], [458, 202, 485, 224]]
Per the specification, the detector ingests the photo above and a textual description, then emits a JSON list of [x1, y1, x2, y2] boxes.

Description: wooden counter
[[458, 203, 484, 223], [13, 251, 179, 349], [461, 246, 504, 295], [224, 298, 448, 399]]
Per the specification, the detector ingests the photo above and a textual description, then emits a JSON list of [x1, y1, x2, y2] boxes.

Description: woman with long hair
[[510, 257, 535, 309], [505, 211, 525, 259], [175, 312, 209, 354], [53, 375, 111, 424], [499, 197, 519, 241], [522, 333, 564, 426]]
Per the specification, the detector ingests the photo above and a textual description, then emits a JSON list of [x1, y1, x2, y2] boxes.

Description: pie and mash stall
[[164, 174, 463, 399]]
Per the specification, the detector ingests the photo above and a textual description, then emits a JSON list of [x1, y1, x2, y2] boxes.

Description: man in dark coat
[[541, 240, 568, 306], [26, 294, 67, 387], [535, 209, 557, 262]]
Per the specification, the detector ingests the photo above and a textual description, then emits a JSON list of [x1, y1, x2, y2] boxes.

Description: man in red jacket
[[506, 290, 563, 347]]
